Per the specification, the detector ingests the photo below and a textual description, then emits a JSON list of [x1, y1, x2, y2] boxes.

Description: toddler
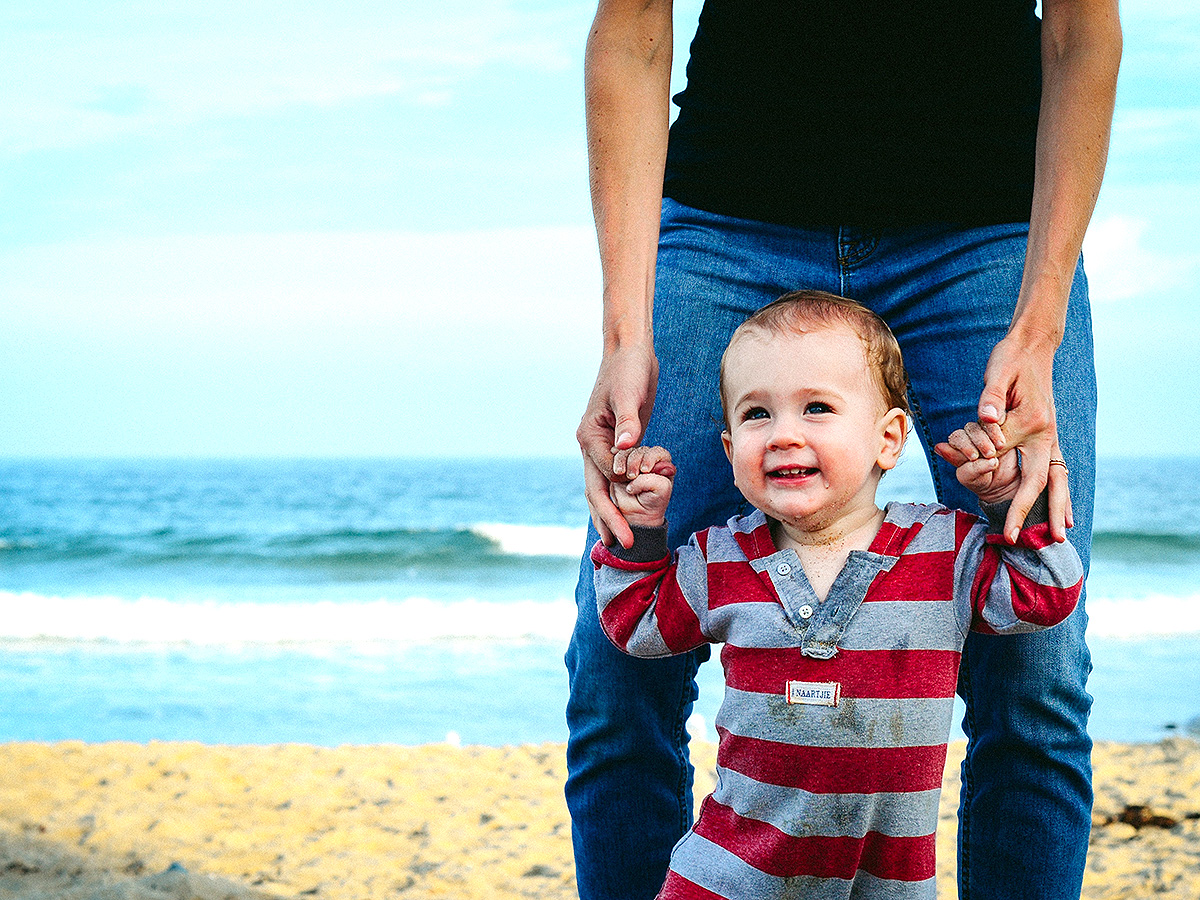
[[591, 290, 1083, 900]]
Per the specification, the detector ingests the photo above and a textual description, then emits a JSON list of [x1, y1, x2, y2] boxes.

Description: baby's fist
[[609, 445, 674, 527], [935, 422, 1020, 505]]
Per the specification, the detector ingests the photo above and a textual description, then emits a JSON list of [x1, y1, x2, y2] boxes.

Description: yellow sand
[[1, 739, 1197, 899]]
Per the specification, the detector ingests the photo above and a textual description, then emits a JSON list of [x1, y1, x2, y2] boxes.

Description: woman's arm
[[576, 0, 675, 549], [977, 0, 1122, 543]]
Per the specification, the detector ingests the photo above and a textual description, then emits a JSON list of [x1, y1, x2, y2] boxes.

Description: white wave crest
[[1085, 593, 1200, 638], [0, 591, 577, 646], [471, 523, 587, 558], [6, 589, 1192, 648]]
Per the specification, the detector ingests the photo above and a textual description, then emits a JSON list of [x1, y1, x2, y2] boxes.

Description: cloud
[[1120, 0, 1200, 24], [1082, 214, 1198, 303], [1111, 107, 1200, 160], [0, 1, 592, 154], [0, 227, 601, 337], [0, 227, 605, 456]]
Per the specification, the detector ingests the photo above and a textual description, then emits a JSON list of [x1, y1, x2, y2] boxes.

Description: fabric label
[[786, 680, 841, 707]]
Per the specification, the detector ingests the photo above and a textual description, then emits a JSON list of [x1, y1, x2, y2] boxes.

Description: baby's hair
[[719, 290, 911, 426]]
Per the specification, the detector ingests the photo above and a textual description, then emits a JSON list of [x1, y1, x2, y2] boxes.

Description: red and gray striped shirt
[[591, 501, 1083, 900]]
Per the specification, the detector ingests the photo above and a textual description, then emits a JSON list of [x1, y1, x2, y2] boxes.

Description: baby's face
[[720, 324, 905, 536]]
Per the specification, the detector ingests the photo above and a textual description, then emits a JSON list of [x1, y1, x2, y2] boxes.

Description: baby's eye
[[805, 402, 832, 414], [741, 406, 769, 422]]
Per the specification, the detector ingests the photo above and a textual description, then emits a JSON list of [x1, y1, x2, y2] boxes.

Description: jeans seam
[[905, 387, 946, 502], [836, 227, 881, 268], [674, 651, 701, 835], [958, 648, 979, 899]]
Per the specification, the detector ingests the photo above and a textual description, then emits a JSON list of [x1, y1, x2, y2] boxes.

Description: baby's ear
[[877, 408, 908, 471], [720, 428, 734, 464]]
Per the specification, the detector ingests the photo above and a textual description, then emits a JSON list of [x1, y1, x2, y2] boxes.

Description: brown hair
[[719, 290, 911, 426]]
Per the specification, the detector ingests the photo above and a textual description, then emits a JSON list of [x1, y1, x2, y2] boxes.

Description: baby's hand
[[934, 422, 1021, 505], [609, 445, 675, 528]]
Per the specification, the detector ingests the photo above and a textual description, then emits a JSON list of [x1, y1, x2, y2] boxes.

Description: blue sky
[[1, 0, 1197, 458]]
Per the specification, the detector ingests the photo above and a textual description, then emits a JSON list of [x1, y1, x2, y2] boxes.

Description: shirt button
[[798, 604, 814, 620], [776, 563, 792, 576]]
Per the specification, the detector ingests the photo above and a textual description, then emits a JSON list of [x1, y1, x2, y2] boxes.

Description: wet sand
[[1, 739, 1197, 899]]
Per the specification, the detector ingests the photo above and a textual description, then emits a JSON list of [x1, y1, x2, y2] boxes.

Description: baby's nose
[[767, 418, 806, 449]]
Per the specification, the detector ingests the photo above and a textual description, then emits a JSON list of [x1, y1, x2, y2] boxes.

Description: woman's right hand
[[577, 340, 662, 548]]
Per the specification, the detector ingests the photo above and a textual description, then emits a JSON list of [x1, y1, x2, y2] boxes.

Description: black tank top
[[663, 0, 1042, 226]]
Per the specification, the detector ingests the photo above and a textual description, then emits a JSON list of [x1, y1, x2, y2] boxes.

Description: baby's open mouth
[[768, 466, 818, 478]]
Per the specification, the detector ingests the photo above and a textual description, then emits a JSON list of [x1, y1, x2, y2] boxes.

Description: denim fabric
[[565, 198, 1095, 900]]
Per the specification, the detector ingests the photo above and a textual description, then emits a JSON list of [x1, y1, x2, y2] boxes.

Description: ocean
[[2, 455, 1199, 746]]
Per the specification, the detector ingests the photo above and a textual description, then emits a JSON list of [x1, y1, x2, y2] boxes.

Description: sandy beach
[[1, 739, 1197, 900]]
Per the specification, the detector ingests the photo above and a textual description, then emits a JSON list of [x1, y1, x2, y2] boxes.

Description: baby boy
[[591, 290, 1084, 900]]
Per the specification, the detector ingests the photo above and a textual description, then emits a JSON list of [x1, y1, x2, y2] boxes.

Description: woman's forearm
[[585, 0, 674, 351], [1012, 0, 1122, 350]]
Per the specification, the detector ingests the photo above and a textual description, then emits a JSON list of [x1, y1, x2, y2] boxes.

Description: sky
[[1, 0, 1198, 459]]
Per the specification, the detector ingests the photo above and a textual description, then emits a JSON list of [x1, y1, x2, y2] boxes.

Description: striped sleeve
[[954, 498, 1084, 635], [591, 527, 713, 658]]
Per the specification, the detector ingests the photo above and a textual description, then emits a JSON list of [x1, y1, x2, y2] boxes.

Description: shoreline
[[0, 740, 1197, 899]]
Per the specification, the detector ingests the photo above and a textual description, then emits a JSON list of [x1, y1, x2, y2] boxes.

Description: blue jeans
[[565, 199, 1095, 899]]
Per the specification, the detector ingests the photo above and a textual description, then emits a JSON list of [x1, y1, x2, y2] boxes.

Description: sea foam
[[0, 591, 577, 646], [5, 589, 1199, 647], [1085, 593, 1200, 638], [471, 523, 588, 558]]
